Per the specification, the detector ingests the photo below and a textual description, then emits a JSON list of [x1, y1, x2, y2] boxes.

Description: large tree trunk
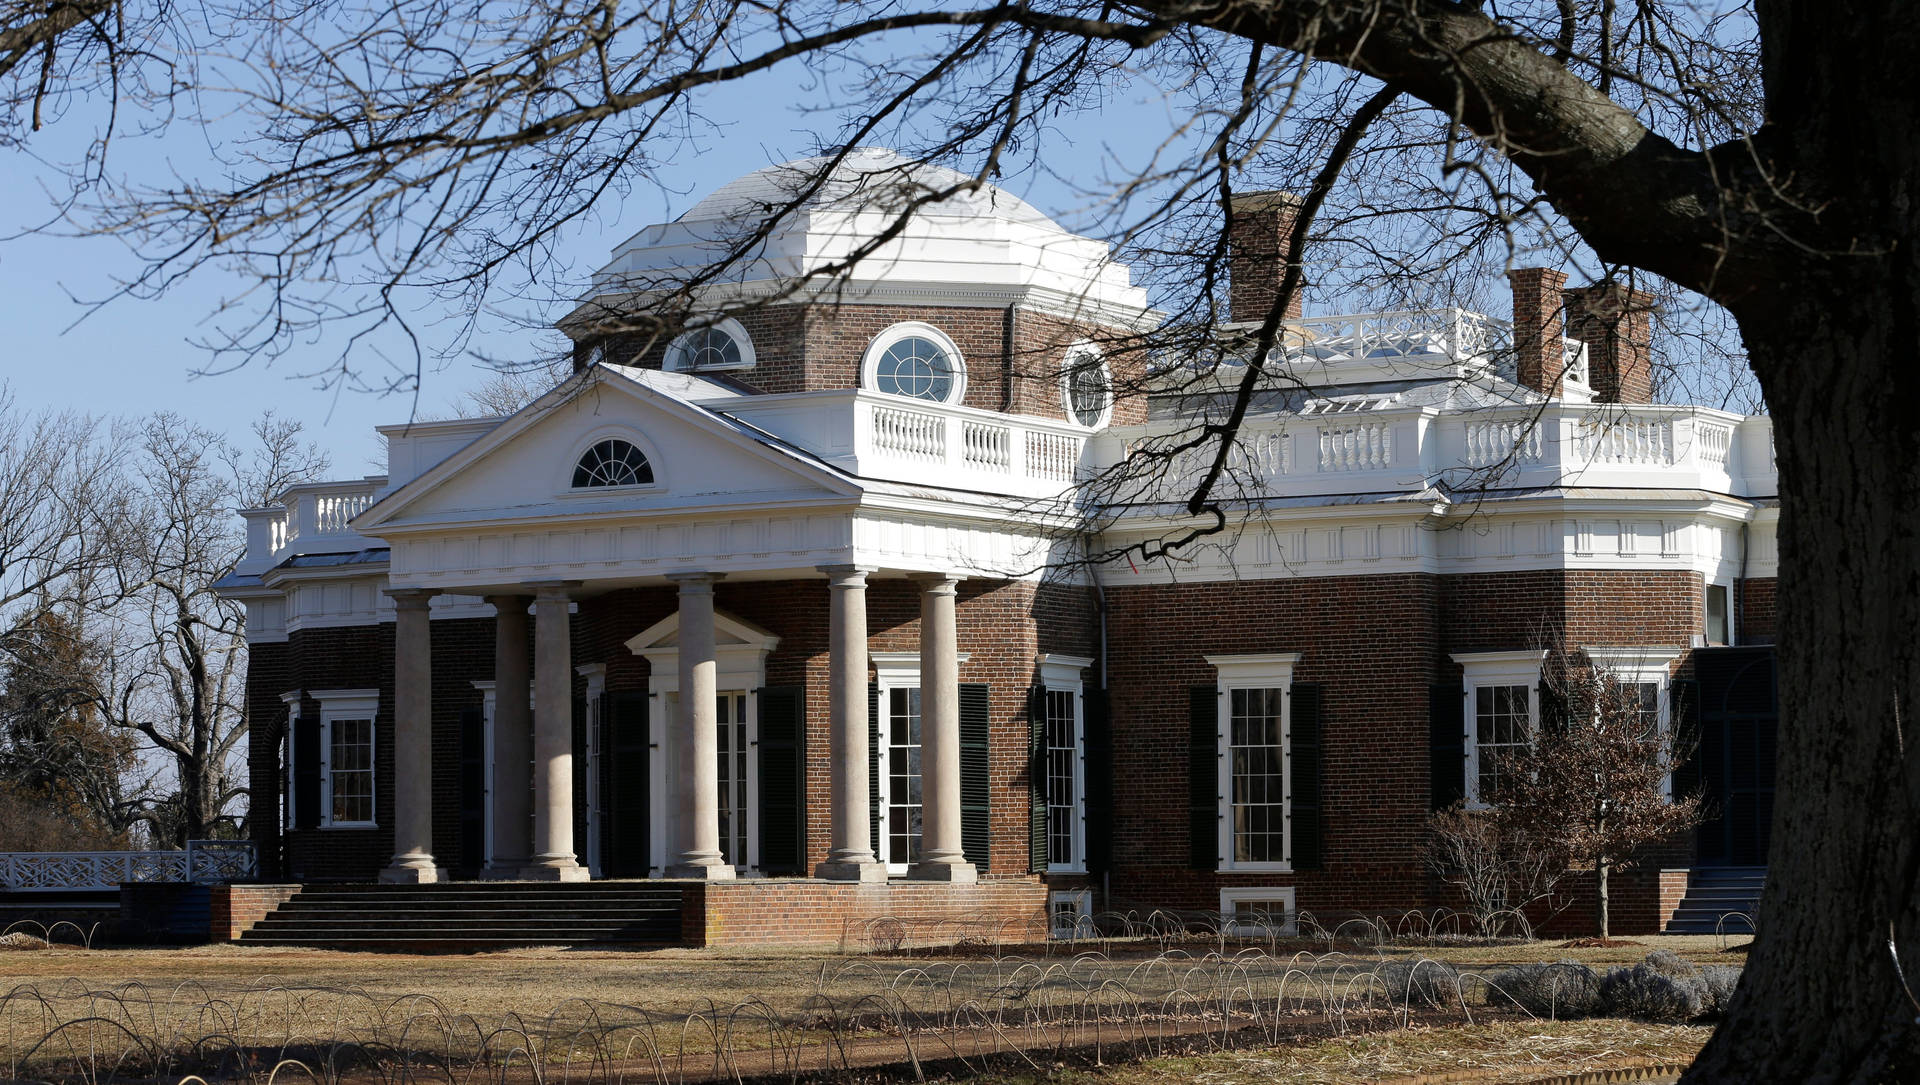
[[1595, 854, 1609, 943], [1684, 291, 1920, 1078]]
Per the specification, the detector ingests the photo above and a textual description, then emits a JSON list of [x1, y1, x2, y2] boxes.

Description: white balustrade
[[0, 842, 256, 891], [962, 420, 1012, 472], [1318, 421, 1394, 471], [1578, 416, 1675, 465], [1561, 339, 1591, 385], [1697, 421, 1733, 466], [870, 404, 945, 462], [1465, 418, 1545, 467], [1026, 432, 1080, 481], [1248, 428, 1291, 476]]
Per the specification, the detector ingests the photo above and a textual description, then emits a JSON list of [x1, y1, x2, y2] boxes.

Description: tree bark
[[1596, 853, 1609, 943]]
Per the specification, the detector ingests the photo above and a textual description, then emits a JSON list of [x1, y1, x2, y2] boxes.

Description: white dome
[[677, 148, 1064, 232]]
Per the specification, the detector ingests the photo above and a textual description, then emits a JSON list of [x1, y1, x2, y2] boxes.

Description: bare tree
[[0, 388, 137, 620], [1424, 802, 1570, 939], [3, 0, 1915, 1075]]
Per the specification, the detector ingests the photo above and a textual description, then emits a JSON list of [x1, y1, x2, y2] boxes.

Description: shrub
[[1641, 948, 1702, 979], [1598, 962, 1709, 1021], [1486, 960, 1601, 1017], [1371, 959, 1464, 1009], [1700, 965, 1742, 1017]]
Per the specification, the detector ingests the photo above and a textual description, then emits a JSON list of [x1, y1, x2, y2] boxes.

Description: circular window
[[864, 323, 966, 404], [666, 318, 755, 372], [1063, 344, 1113, 428], [571, 438, 655, 488]]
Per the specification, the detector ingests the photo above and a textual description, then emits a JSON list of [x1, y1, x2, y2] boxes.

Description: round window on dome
[[1062, 343, 1113, 428], [863, 323, 966, 404], [666, 318, 755, 372]]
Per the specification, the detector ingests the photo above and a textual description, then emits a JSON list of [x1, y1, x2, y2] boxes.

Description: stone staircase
[[238, 882, 686, 952], [1664, 867, 1764, 934]]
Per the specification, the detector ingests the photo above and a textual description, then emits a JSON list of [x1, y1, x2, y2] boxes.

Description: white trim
[[559, 425, 668, 498], [279, 690, 303, 833], [1060, 341, 1113, 429], [1451, 651, 1546, 807], [314, 689, 380, 829], [1208, 652, 1302, 873], [1220, 886, 1298, 936], [1038, 654, 1091, 874], [665, 317, 757, 372], [1048, 889, 1094, 938], [871, 651, 970, 874], [861, 321, 968, 405], [578, 664, 608, 877], [1704, 580, 1735, 645]]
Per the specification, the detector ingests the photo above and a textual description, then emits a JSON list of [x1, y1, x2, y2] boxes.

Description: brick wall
[[1531, 867, 1690, 937], [1738, 577, 1777, 643], [684, 877, 1048, 948], [208, 884, 302, 941], [247, 641, 290, 878]]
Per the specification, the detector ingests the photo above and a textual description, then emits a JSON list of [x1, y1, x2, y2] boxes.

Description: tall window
[[886, 686, 925, 867], [1472, 685, 1531, 801], [715, 691, 749, 866], [1705, 583, 1732, 644], [314, 689, 380, 828], [1045, 689, 1078, 866], [280, 690, 302, 833], [1229, 687, 1287, 863]]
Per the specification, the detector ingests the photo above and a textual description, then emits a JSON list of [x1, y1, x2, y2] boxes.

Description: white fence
[[0, 841, 256, 892]]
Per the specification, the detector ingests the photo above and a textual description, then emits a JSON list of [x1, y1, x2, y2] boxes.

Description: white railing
[[1248, 428, 1290, 476], [1697, 421, 1734, 466], [1026, 432, 1080, 481], [1561, 338, 1591, 386], [870, 404, 945, 462], [1318, 421, 1394, 471], [0, 841, 257, 892], [243, 479, 385, 573], [314, 491, 374, 534], [1577, 416, 1675, 465], [1465, 418, 1545, 467], [961, 419, 1012, 472], [1288, 308, 1515, 363]]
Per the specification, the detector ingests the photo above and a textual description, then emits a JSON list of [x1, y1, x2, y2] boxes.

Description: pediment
[[626, 609, 780, 659], [357, 368, 856, 533]]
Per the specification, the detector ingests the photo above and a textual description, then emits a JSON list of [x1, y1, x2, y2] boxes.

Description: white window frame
[[577, 664, 607, 877], [1059, 340, 1113, 429], [1451, 651, 1545, 808], [558, 426, 667, 498], [861, 321, 968, 405], [628, 610, 779, 875], [1220, 886, 1299, 936], [1048, 889, 1094, 938], [872, 650, 972, 874], [664, 317, 757, 372], [312, 688, 380, 829], [1039, 654, 1092, 874], [1583, 647, 1684, 799], [1207, 652, 1301, 873], [279, 690, 303, 833], [1704, 581, 1735, 646]]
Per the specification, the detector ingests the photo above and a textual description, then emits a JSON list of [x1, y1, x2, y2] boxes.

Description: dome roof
[[677, 148, 1064, 231]]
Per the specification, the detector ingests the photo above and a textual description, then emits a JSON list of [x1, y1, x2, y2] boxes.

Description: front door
[[715, 691, 750, 866], [1692, 647, 1778, 866], [652, 689, 757, 873], [879, 685, 925, 872]]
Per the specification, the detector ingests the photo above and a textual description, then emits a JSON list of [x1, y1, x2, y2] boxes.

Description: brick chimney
[[1563, 283, 1656, 403], [1506, 267, 1570, 397], [1228, 191, 1306, 324]]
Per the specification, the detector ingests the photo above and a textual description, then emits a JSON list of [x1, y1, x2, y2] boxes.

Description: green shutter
[[1189, 685, 1219, 870], [604, 691, 650, 877], [1289, 683, 1324, 871], [961, 683, 992, 870], [1429, 683, 1466, 809], [1028, 684, 1048, 873], [869, 684, 882, 860], [1083, 688, 1113, 874], [756, 686, 805, 874]]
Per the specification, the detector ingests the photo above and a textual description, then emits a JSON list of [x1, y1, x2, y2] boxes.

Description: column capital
[[817, 564, 878, 584], [666, 570, 725, 590], [908, 572, 963, 593], [484, 592, 534, 611], [524, 579, 581, 602], [384, 587, 440, 609]]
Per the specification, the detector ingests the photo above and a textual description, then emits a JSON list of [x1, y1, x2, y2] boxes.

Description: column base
[[814, 859, 889, 883], [378, 860, 447, 885], [518, 855, 590, 881], [665, 860, 737, 880], [907, 857, 977, 883]]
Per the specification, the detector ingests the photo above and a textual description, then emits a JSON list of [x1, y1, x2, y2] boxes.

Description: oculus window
[[1062, 343, 1113, 428], [864, 323, 966, 404], [572, 438, 655, 488]]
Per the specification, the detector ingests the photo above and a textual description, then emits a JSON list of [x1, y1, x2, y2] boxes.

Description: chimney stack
[[1506, 267, 1570, 397], [1564, 283, 1656, 403], [1228, 191, 1306, 324]]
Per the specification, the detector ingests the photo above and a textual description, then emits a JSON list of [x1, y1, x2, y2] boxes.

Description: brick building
[[218, 151, 1779, 940]]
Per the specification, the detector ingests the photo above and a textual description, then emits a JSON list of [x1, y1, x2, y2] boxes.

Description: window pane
[[1229, 687, 1286, 864], [1474, 685, 1530, 800]]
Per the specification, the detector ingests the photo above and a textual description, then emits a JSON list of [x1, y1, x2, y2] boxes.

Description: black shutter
[[960, 683, 992, 870], [1538, 679, 1570, 736], [293, 708, 321, 831], [869, 684, 883, 860], [1289, 683, 1324, 871], [1189, 686, 1219, 870], [756, 686, 805, 874], [1028, 684, 1048, 873], [1429, 683, 1466, 809], [571, 695, 589, 861], [604, 691, 650, 877], [1083, 688, 1113, 874], [1669, 677, 1701, 800], [457, 706, 487, 872]]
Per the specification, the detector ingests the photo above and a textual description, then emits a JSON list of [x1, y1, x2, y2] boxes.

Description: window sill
[[1219, 862, 1294, 874], [1046, 864, 1088, 875], [319, 822, 377, 830]]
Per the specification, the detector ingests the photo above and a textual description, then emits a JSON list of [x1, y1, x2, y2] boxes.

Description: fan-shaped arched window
[[571, 438, 654, 488]]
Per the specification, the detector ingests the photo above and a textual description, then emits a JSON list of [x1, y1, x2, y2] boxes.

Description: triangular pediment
[[356, 367, 857, 533], [626, 609, 780, 657]]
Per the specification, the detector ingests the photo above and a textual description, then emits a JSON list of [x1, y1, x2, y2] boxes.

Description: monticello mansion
[[216, 151, 1781, 946]]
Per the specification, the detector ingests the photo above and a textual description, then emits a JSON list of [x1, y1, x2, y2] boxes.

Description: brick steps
[[238, 882, 686, 951], [1664, 867, 1763, 934]]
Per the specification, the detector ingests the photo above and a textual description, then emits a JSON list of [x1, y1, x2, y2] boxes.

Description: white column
[[379, 588, 445, 884], [521, 582, 587, 881], [909, 574, 975, 882], [815, 565, 885, 881], [665, 572, 734, 879], [482, 594, 532, 878]]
